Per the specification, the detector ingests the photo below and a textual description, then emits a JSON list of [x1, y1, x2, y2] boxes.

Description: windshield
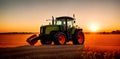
[[56, 20, 73, 28], [56, 20, 66, 25]]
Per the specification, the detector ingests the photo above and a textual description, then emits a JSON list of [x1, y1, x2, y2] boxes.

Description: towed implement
[[27, 15, 85, 45]]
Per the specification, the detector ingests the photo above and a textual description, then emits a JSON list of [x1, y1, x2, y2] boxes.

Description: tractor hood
[[40, 25, 64, 34]]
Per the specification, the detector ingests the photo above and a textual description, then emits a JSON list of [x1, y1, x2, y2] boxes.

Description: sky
[[0, 0, 120, 32]]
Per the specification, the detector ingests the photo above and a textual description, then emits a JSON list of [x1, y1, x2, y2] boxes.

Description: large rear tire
[[73, 30, 85, 45], [54, 32, 66, 45]]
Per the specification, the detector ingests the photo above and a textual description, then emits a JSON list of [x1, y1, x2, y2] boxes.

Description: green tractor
[[27, 16, 85, 45]]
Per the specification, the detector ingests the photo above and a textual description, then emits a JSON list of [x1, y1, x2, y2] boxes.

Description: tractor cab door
[[66, 19, 74, 40]]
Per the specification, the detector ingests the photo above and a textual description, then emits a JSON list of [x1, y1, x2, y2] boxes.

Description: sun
[[90, 25, 98, 32]]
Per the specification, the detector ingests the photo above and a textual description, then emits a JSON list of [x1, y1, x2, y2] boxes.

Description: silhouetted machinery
[[27, 15, 85, 45]]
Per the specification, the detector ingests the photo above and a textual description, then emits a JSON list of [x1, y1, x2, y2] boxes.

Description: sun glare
[[90, 25, 98, 32]]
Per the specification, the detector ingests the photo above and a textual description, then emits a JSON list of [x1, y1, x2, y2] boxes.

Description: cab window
[[67, 21, 73, 28]]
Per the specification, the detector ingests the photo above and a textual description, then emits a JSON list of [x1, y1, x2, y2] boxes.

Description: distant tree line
[[111, 30, 120, 34], [85, 30, 120, 34]]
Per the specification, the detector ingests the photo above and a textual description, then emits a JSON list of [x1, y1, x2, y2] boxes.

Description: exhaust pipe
[[52, 16, 54, 25]]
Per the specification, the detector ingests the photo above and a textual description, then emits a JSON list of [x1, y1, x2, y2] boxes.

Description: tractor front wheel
[[54, 32, 66, 45]]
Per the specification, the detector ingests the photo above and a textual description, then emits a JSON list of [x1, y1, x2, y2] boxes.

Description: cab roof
[[56, 16, 74, 21]]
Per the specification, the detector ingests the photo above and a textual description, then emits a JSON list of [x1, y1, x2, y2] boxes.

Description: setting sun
[[90, 25, 98, 32]]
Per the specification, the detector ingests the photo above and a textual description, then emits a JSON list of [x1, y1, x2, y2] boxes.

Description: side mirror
[[74, 21, 76, 23]]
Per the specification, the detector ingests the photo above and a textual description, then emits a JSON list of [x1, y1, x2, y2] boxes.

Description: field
[[0, 34, 120, 59], [0, 45, 120, 59]]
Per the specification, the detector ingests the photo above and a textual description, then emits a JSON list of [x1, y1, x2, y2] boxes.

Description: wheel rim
[[78, 32, 83, 44], [58, 34, 65, 44]]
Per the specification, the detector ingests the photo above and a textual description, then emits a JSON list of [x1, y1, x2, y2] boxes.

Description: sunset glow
[[90, 25, 98, 32], [0, 0, 120, 32]]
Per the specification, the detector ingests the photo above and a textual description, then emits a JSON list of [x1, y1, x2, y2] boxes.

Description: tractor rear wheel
[[54, 32, 66, 45], [41, 39, 52, 45], [73, 30, 84, 45]]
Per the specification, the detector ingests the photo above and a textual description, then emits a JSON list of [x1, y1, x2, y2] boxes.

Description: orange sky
[[0, 0, 120, 32]]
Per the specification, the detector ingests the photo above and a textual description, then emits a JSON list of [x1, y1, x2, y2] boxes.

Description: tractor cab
[[55, 16, 75, 30]]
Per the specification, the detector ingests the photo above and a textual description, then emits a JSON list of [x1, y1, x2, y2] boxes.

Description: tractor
[[27, 16, 85, 45]]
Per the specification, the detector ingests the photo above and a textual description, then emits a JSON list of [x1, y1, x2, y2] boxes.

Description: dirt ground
[[0, 45, 120, 59]]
